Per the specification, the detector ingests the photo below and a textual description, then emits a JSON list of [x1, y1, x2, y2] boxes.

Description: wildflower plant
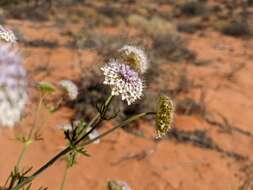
[[0, 26, 175, 190]]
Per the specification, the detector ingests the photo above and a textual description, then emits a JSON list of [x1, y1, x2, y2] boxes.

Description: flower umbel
[[0, 44, 27, 127], [0, 25, 16, 43], [59, 80, 78, 101], [101, 60, 143, 105], [119, 45, 148, 74], [156, 96, 174, 138]]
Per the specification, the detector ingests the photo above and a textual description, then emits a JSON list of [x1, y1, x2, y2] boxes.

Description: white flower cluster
[[59, 80, 78, 100], [101, 45, 148, 105], [0, 44, 27, 127], [101, 61, 143, 105], [0, 25, 16, 43]]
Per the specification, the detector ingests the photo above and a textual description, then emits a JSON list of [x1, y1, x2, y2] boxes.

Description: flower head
[[59, 80, 78, 100], [101, 60, 143, 105], [0, 44, 27, 127], [0, 25, 16, 43], [156, 96, 174, 138], [119, 45, 148, 74]]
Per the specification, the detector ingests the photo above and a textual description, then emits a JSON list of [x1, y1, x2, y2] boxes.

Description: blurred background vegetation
[[1, 0, 253, 189]]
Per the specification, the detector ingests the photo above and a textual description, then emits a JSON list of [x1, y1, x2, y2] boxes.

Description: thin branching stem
[[83, 112, 156, 146], [15, 93, 44, 171], [15, 143, 29, 172], [11, 95, 113, 190], [59, 164, 69, 190], [11, 110, 154, 190], [27, 93, 44, 139]]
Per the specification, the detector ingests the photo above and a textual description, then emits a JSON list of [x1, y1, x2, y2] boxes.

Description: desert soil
[[0, 2, 253, 190]]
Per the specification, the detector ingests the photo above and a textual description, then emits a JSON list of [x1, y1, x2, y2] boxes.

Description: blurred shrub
[[127, 14, 195, 63], [178, 1, 209, 17], [152, 35, 196, 63], [70, 29, 139, 58], [176, 97, 204, 115], [98, 5, 129, 19], [177, 17, 203, 33], [73, 4, 130, 27], [127, 15, 178, 38], [0, 0, 19, 7], [1, 0, 52, 20], [218, 20, 252, 37]]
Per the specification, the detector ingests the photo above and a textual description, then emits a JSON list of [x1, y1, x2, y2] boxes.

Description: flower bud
[[156, 96, 174, 138]]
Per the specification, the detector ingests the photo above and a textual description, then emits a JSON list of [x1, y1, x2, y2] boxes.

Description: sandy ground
[[0, 2, 253, 190]]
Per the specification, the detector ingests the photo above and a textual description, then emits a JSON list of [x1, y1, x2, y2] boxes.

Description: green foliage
[[23, 183, 32, 190], [65, 136, 91, 167], [22, 184, 48, 190], [37, 82, 56, 94], [15, 133, 27, 143]]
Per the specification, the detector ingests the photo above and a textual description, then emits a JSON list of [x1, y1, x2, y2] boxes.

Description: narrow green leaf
[[37, 82, 56, 93], [23, 183, 32, 190], [77, 148, 91, 157]]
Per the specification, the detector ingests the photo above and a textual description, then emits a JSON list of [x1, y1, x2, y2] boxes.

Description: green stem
[[27, 93, 44, 139], [83, 112, 156, 146], [12, 147, 72, 190], [11, 111, 154, 190], [15, 142, 30, 170], [59, 165, 68, 190], [76, 95, 113, 143], [11, 95, 113, 190], [14, 94, 44, 172]]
